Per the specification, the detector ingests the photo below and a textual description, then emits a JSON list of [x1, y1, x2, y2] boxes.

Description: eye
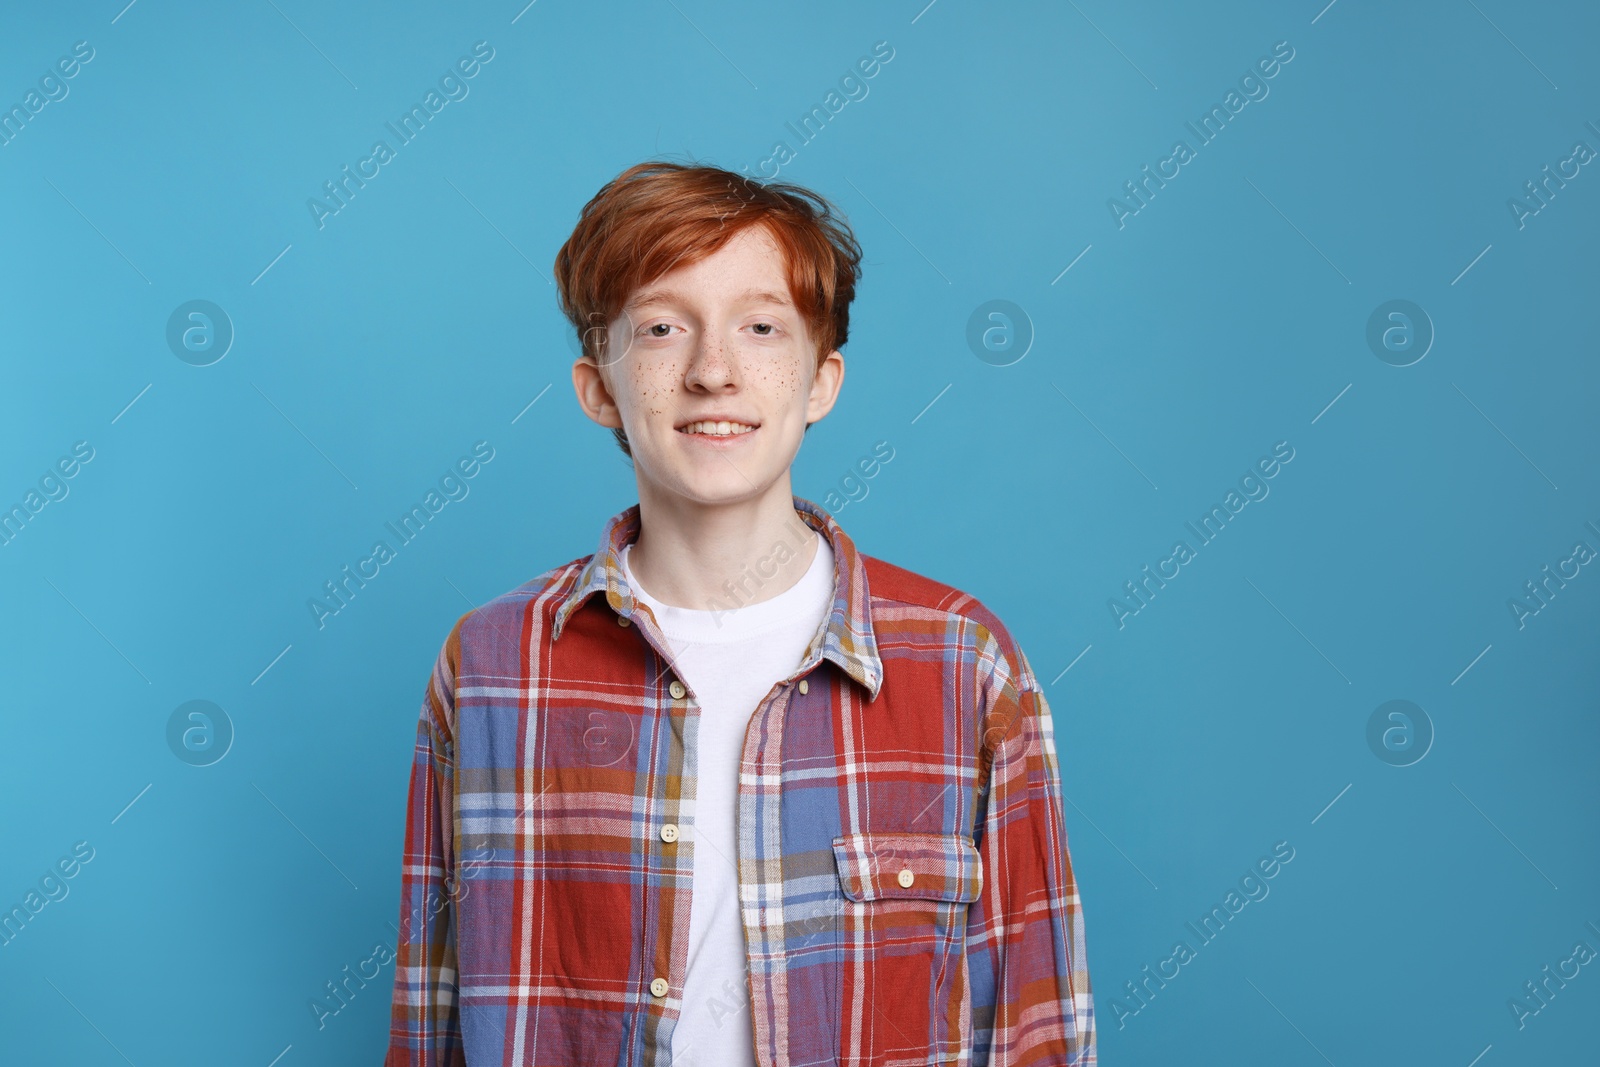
[[751, 322, 777, 336], [643, 322, 676, 338]]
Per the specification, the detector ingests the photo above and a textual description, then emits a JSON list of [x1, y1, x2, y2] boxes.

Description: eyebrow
[[624, 286, 794, 312]]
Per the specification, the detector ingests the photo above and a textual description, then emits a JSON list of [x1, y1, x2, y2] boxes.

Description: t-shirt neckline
[[619, 530, 833, 644]]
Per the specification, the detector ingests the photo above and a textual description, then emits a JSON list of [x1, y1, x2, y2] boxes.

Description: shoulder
[[411, 558, 590, 735], [861, 552, 1040, 694], [438, 554, 592, 657]]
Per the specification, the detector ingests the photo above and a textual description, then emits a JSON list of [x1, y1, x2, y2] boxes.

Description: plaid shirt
[[385, 495, 1096, 1066]]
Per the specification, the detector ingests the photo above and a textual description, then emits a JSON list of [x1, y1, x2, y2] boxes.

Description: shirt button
[[617, 615, 631, 627], [669, 680, 686, 699], [660, 823, 678, 843], [897, 868, 915, 888], [798, 679, 809, 695], [650, 977, 669, 997]]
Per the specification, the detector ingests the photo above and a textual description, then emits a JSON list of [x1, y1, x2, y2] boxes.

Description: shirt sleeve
[[966, 650, 1096, 1066], [384, 622, 468, 1067]]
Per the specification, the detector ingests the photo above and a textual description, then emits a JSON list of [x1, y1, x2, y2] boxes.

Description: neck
[[628, 478, 820, 611]]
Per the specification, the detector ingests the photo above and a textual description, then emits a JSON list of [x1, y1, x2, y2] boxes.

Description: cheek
[[620, 363, 649, 397], [759, 356, 806, 398], [626, 363, 675, 421]]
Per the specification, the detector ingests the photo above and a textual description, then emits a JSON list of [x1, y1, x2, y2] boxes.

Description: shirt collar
[[551, 494, 884, 701]]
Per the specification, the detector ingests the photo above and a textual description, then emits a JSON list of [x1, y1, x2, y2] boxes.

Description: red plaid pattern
[[384, 495, 1095, 1065]]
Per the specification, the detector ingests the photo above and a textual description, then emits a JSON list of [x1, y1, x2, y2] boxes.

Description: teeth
[[680, 421, 755, 436]]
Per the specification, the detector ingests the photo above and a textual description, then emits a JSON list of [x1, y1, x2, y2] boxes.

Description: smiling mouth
[[677, 420, 758, 437]]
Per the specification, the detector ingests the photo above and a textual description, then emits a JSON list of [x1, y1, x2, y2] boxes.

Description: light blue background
[[2, 1, 1596, 1063]]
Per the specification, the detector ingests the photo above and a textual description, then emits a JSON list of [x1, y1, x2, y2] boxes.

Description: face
[[572, 223, 845, 509]]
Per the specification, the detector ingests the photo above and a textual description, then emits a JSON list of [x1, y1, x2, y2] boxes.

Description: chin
[[648, 466, 781, 506]]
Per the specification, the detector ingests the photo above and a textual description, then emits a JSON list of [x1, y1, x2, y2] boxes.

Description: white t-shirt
[[619, 530, 834, 1067]]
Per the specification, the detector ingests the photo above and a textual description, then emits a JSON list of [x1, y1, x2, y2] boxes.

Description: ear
[[804, 349, 845, 426], [572, 356, 624, 430]]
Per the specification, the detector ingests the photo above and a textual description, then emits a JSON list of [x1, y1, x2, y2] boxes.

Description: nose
[[685, 329, 739, 390]]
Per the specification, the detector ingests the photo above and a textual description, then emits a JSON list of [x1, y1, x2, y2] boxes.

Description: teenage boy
[[385, 161, 1095, 1066]]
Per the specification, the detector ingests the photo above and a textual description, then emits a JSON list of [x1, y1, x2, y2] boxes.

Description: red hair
[[554, 159, 863, 457]]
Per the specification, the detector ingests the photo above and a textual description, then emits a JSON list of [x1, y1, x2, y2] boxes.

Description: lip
[[674, 415, 761, 431], [675, 421, 759, 447]]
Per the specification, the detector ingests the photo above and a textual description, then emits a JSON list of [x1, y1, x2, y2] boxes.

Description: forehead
[[623, 225, 794, 311], [626, 285, 794, 313]]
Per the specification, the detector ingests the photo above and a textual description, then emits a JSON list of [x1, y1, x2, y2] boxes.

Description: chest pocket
[[831, 831, 983, 903], [830, 831, 982, 1065]]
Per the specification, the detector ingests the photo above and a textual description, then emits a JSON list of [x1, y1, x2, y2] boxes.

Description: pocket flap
[[832, 831, 983, 903]]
